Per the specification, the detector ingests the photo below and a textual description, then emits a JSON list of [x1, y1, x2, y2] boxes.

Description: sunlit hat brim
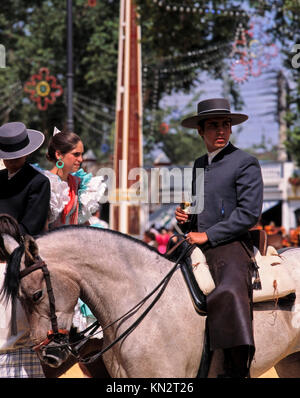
[[0, 129, 44, 160], [181, 112, 248, 129]]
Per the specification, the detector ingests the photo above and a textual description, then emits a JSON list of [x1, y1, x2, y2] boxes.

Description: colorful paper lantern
[[160, 122, 169, 134], [24, 67, 63, 111]]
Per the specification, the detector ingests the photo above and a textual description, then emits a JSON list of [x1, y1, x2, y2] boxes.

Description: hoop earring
[[56, 158, 64, 169]]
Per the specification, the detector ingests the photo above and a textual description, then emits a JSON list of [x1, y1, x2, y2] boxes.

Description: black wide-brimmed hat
[[0, 122, 45, 160], [181, 98, 248, 129]]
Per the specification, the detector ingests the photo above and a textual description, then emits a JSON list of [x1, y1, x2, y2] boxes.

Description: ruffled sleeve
[[73, 168, 106, 224], [30, 164, 70, 223]]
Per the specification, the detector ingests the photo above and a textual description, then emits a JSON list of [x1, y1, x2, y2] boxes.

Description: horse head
[[0, 233, 80, 368]]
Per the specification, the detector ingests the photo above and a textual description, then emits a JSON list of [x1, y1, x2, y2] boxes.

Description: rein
[[74, 236, 194, 364], [19, 237, 193, 363]]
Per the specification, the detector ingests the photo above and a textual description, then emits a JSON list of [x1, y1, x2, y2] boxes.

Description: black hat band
[[198, 109, 230, 115], [0, 135, 30, 152]]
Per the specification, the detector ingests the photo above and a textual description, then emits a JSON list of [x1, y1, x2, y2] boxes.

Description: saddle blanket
[[191, 245, 296, 303]]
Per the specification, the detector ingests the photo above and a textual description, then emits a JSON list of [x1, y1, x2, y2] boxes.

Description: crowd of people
[[143, 226, 175, 254]]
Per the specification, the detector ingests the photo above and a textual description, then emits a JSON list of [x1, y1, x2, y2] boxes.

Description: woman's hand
[[185, 232, 208, 245]]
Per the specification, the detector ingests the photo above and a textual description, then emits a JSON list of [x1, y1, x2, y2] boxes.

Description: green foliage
[[0, 0, 250, 165], [0, 0, 119, 164], [285, 125, 300, 167], [2, 0, 297, 165]]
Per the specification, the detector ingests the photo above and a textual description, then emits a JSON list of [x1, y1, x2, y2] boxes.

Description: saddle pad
[[190, 248, 215, 295], [252, 246, 296, 303]]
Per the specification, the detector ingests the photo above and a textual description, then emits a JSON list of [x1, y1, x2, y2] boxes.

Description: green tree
[[0, 0, 119, 164], [1, 0, 285, 164]]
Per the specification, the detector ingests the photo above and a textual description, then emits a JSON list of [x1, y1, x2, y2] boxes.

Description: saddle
[[166, 232, 296, 312], [165, 236, 207, 315]]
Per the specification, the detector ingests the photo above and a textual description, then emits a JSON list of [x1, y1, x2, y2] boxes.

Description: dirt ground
[[59, 364, 279, 378]]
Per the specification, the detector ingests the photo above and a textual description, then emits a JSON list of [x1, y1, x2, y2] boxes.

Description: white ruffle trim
[[31, 165, 106, 225], [78, 176, 106, 224], [43, 171, 70, 223]]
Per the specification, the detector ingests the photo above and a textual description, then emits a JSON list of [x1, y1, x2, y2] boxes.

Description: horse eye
[[32, 290, 43, 302]]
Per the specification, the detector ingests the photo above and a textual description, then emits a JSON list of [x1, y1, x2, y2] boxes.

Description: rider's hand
[[175, 206, 189, 224], [185, 232, 208, 245]]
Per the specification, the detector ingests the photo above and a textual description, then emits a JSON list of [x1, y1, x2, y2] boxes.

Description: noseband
[[19, 259, 69, 352]]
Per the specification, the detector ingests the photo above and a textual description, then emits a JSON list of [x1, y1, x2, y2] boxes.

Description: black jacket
[[0, 163, 50, 237], [183, 142, 263, 247]]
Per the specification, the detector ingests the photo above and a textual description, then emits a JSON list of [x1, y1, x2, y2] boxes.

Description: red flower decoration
[[88, 0, 97, 7], [24, 67, 63, 111]]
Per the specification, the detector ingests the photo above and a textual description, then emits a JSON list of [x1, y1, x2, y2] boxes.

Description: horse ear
[[24, 235, 39, 266], [0, 233, 20, 260]]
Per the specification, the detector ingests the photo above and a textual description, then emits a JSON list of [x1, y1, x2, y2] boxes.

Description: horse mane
[[0, 239, 25, 304], [40, 225, 165, 257], [0, 225, 166, 303]]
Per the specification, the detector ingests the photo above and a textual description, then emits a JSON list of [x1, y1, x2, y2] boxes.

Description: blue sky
[[161, 57, 290, 150]]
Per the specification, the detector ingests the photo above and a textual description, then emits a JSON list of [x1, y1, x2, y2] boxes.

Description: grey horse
[[1, 226, 300, 378]]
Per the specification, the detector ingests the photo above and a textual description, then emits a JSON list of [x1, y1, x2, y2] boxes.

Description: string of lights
[[151, 0, 249, 17], [73, 101, 110, 130], [73, 100, 111, 140], [73, 95, 115, 121], [151, 0, 294, 18], [73, 109, 110, 151], [74, 92, 115, 111], [149, 69, 160, 136]]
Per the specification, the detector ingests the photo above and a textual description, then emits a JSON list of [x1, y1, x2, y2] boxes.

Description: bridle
[[19, 258, 69, 352], [19, 237, 194, 363]]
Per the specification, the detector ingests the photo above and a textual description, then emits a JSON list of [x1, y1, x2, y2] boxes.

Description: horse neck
[[39, 228, 174, 326]]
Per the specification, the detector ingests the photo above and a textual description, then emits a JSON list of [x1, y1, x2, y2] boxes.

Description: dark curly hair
[[46, 131, 82, 163]]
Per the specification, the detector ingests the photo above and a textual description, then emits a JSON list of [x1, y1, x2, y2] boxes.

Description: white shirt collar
[[7, 168, 22, 180], [207, 143, 229, 165]]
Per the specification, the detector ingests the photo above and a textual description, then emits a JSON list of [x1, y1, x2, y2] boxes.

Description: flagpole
[[66, 0, 74, 132]]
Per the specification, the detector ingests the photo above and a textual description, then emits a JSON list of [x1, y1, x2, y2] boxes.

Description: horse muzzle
[[34, 329, 71, 368]]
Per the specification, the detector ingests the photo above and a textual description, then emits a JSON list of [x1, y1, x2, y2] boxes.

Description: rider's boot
[[218, 345, 253, 378]]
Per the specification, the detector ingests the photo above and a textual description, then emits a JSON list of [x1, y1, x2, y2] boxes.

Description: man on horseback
[[0, 122, 50, 237], [175, 98, 263, 378]]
